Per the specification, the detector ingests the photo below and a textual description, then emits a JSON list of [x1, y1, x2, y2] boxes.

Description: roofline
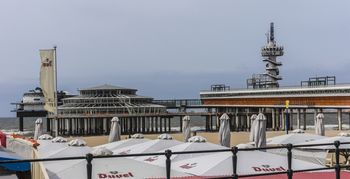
[[201, 104, 350, 109], [201, 93, 350, 99], [62, 96, 153, 101], [200, 84, 350, 95]]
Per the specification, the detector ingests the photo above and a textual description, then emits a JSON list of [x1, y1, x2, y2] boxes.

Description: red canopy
[[0, 130, 6, 148]]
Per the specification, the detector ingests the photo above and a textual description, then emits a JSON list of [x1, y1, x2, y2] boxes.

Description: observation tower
[[261, 22, 284, 88], [247, 22, 284, 89]]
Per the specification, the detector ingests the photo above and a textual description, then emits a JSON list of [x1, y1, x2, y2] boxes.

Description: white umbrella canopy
[[297, 133, 350, 150], [182, 115, 191, 142], [42, 140, 92, 177], [33, 118, 43, 140], [108, 117, 121, 143], [267, 148, 328, 166], [253, 113, 267, 148], [136, 136, 228, 166], [266, 129, 329, 165], [112, 134, 182, 157], [172, 150, 324, 177], [267, 129, 328, 145], [218, 113, 231, 147], [47, 157, 191, 179], [37, 136, 68, 157], [42, 145, 92, 159], [42, 139, 91, 158], [93, 138, 150, 151], [315, 113, 325, 136]]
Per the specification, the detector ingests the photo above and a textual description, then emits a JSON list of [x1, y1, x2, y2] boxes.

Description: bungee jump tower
[[247, 22, 284, 89]]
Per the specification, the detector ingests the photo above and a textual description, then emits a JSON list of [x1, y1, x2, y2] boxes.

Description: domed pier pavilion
[[48, 84, 172, 136]]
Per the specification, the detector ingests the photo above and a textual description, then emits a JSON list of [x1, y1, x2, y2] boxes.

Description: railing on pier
[[1, 141, 350, 179], [153, 99, 203, 108]]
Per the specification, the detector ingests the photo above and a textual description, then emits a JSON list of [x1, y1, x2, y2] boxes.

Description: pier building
[[14, 22, 350, 135], [11, 88, 72, 131], [199, 23, 350, 131], [200, 83, 350, 131], [48, 84, 173, 136]]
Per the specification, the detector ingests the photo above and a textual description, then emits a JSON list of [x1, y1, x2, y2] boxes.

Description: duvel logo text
[[97, 171, 134, 178], [252, 165, 286, 172]]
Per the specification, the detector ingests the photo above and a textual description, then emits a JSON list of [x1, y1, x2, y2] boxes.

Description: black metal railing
[[153, 99, 202, 108], [1, 141, 350, 179]]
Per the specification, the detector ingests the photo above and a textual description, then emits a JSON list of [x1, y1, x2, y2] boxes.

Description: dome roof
[[80, 84, 136, 91]]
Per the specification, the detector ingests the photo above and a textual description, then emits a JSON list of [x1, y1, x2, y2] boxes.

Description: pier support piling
[[19, 117, 24, 132], [297, 109, 301, 129], [281, 109, 285, 131], [303, 109, 307, 130], [338, 109, 342, 131], [272, 108, 276, 130]]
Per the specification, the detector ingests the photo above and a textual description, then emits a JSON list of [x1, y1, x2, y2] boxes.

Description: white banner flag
[[39, 49, 56, 113]]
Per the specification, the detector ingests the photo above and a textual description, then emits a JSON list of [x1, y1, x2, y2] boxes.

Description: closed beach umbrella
[[218, 113, 231, 147], [254, 113, 267, 148], [34, 118, 43, 140], [315, 113, 325, 136], [249, 114, 258, 142], [182, 115, 191, 142], [108, 117, 121, 143]]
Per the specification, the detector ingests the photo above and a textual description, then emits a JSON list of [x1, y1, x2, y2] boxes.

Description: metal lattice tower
[[261, 22, 284, 88]]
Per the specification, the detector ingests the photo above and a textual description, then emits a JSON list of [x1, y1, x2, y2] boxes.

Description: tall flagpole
[[54, 46, 58, 136]]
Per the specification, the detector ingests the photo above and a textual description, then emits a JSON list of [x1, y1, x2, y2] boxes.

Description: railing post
[[86, 153, 93, 179], [287, 144, 293, 179], [334, 141, 340, 179], [165, 149, 172, 179], [231, 146, 238, 179]]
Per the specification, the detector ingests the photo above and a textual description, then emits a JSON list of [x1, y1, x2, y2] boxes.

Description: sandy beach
[[75, 129, 350, 147]]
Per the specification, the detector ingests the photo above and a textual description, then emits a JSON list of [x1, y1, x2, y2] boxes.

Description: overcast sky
[[1, 0, 350, 117]]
